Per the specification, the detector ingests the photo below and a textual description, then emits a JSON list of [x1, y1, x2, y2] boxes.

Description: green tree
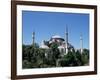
[[49, 42, 60, 66], [22, 43, 40, 68], [81, 49, 89, 65], [63, 51, 78, 66], [74, 50, 83, 66], [58, 50, 83, 67]]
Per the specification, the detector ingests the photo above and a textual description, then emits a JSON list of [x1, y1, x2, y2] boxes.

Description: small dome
[[40, 45, 49, 49], [58, 45, 65, 49]]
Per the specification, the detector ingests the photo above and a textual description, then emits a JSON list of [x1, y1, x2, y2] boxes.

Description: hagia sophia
[[32, 27, 83, 55]]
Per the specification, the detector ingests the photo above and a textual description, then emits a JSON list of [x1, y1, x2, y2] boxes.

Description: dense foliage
[[22, 43, 89, 69]]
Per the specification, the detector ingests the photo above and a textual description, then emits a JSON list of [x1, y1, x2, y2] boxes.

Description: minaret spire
[[66, 26, 68, 44], [32, 31, 35, 46], [65, 25, 68, 54], [80, 33, 83, 54]]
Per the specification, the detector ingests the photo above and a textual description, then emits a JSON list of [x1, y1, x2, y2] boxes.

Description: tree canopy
[[22, 43, 89, 68]]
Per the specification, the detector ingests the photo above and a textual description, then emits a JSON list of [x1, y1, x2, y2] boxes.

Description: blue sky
[[22, 11, 89, 49]]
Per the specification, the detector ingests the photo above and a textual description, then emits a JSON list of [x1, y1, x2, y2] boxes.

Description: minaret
[[80, 34, 83, 54], [65, 26, 68, 54], [32, 32, 35, 46]]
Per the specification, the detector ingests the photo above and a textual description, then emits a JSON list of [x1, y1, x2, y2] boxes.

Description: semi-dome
[[40, 40, 49, 49], [40, 45, 49, 49]]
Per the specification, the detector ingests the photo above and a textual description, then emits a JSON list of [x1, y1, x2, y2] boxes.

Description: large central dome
[[52, 35, 62, 39], [50, 35, 64, 42]]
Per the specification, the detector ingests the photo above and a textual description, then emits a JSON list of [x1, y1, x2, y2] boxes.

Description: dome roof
[[52, 35, 62, 39]]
